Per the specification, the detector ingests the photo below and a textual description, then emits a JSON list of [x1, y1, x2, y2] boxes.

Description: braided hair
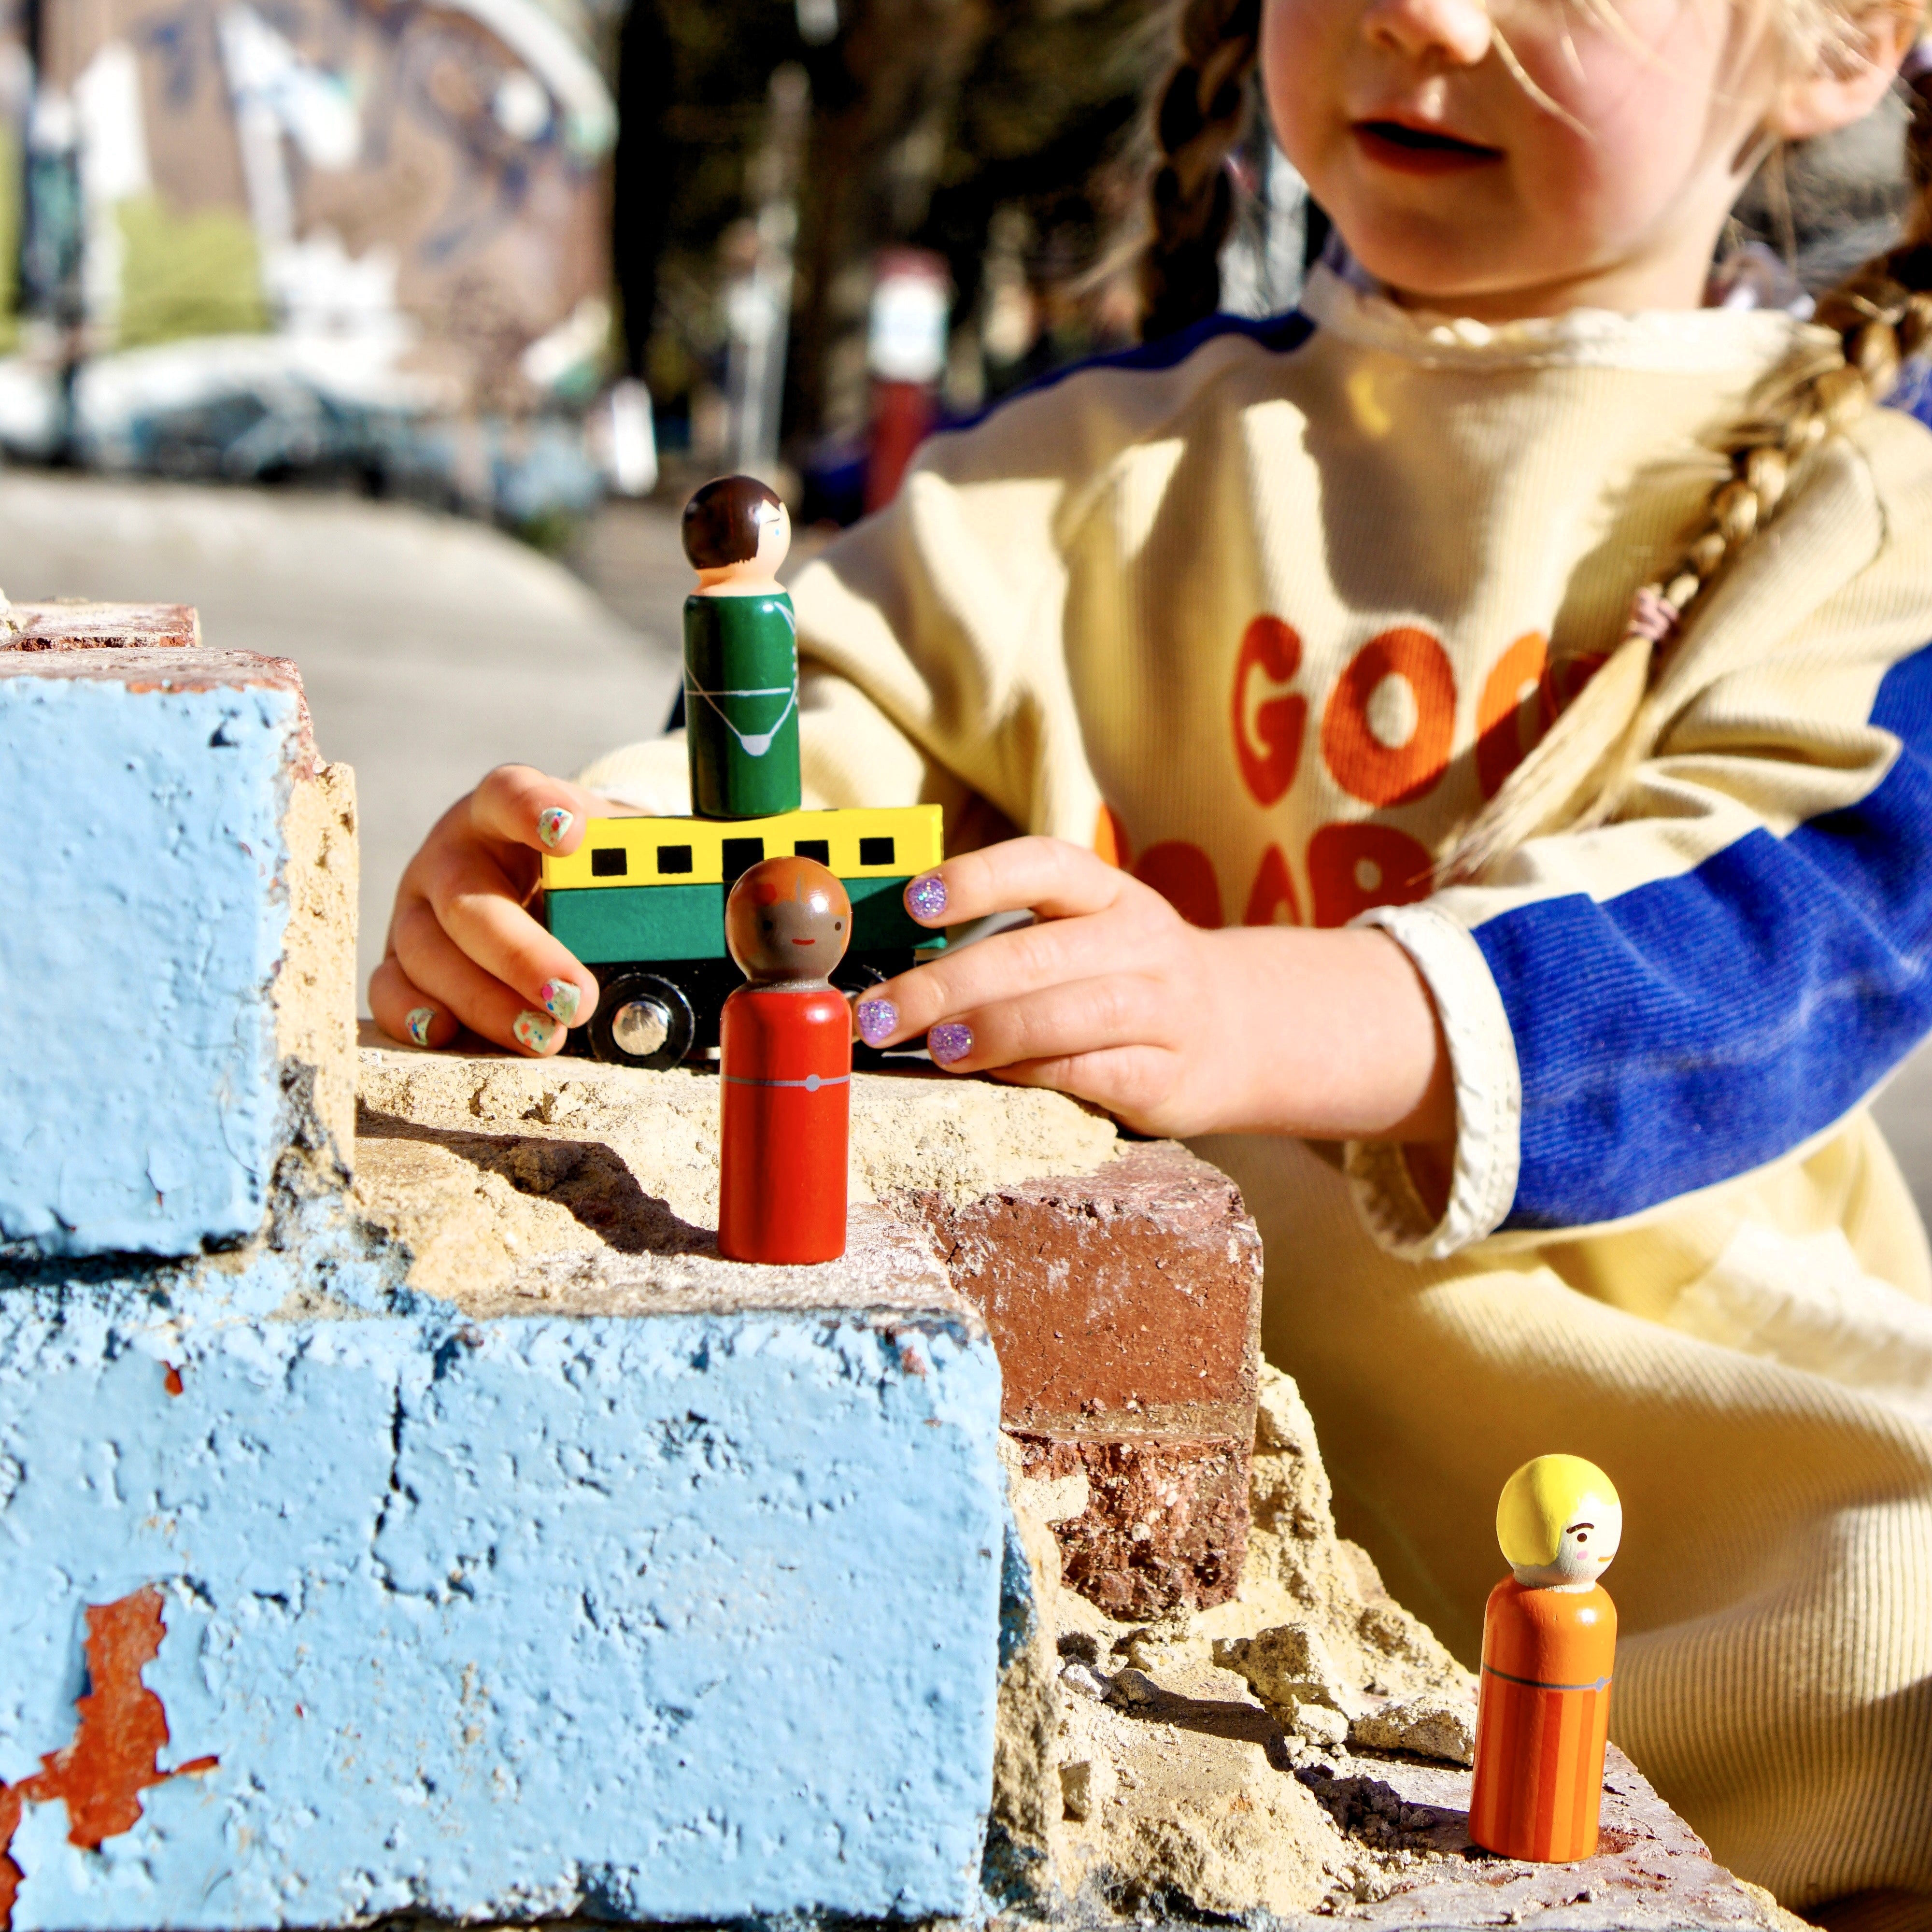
[[1133, 0, 1932, 872], [1139, 0, 1263, 341], [1446, 74, 1932, 878]]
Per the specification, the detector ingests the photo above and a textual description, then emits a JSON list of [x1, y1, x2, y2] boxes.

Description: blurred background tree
[[622, 0, 1156, 471], [0, 0, 1917, 528]]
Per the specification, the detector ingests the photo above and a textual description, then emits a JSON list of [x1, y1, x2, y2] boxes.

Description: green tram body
[[540, 804, 945, 1067]]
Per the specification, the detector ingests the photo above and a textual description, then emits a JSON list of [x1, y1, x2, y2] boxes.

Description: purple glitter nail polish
[[856, 998, 898, 1046], [904, 873, 948, 922], [928, 1021, 972, 1065]]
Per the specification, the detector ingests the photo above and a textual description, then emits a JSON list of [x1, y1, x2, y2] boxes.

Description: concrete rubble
[[989, 1367, 1804, 1929]]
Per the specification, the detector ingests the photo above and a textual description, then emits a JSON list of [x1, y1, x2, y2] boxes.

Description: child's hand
[[369, 765, 607, 1057], [852, 837, 1454, 1147]]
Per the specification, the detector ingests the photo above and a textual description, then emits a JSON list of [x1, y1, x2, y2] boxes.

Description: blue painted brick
[[0, 650, 330, 1258], [0, 1264, 1006, 1926]]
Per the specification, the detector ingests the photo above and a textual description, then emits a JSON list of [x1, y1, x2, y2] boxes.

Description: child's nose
[[1362, 0, 1492, 68]]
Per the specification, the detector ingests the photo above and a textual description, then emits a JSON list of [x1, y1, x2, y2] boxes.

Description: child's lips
[[1353, 118, 1503, 174]]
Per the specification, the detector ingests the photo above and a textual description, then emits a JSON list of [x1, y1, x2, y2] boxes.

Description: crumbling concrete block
[[0, 640, 355, 1257], [356, 1046, 1260, 1619], [994, 1366, 1798, 1932], [0, 1228, 1004, 1927], [905, 1144, 1264, 1617]]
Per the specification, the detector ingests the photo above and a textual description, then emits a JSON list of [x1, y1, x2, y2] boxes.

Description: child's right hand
[[369, 764, 607, 1057]]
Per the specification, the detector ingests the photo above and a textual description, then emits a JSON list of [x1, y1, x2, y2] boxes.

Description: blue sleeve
[[1472, 640, 1932, 1231]]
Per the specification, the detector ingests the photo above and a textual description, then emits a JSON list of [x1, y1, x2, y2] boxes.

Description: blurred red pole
[[864, 248, 950, 511], [865, 380, 937, 511]]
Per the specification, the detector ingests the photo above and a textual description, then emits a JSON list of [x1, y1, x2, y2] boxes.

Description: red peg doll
[[717, 855, 853, 1264], [1468, 1454, 1622, 1862]]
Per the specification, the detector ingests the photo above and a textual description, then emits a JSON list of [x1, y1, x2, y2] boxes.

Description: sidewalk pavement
[[0, 472, 683, 1010]]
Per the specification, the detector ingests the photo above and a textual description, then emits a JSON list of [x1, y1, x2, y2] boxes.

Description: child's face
[[1263, 0, 1780, 315]]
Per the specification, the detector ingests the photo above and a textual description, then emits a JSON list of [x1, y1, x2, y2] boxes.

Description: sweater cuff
[[1345, 902, 1522, 1260]]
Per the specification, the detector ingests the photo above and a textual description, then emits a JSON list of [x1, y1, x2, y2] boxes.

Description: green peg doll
[[682, 476, 802, 820]]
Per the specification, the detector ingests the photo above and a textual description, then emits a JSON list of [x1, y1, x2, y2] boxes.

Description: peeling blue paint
[[0, 672, 299, 1257], [0, 1272, 1005, 1926]]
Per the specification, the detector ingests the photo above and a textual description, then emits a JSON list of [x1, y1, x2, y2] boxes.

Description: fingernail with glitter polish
[[406, 1006, 436, 1048], [540, 979, 581, 1025], [856, 998, 897, 1046], [537, 807, 574, 850], [905, 872, 947, 922], [513, 1010, 559, 1054], [928, 1021, 972, 1065]]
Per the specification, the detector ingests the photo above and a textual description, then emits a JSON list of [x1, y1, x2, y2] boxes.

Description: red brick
[[903, 1140, 1263, 1615], [1012, 1431, 1249, 1618], [5, 603, 200, 651]]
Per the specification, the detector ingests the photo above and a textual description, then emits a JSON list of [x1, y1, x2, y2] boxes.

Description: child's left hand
[[852, 836, 1455, 1148]]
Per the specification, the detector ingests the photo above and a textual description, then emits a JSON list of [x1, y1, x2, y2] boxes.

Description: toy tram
[[541, 803, 945, 1067], [543, 473, 948, 1069]]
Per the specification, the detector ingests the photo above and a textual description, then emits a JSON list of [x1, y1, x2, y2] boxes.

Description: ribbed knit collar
[[1300, 261, 1831, 377]]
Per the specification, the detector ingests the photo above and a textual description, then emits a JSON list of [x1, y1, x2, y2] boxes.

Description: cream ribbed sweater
[[586, 268, 1932, 1906]]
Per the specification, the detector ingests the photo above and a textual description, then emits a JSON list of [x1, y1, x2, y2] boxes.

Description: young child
[[374, 0, 1932, 1912]]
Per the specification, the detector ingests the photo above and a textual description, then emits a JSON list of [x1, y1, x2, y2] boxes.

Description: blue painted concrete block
[[0, 1262, 1005, 1926], [0, 651, 321, 1258]]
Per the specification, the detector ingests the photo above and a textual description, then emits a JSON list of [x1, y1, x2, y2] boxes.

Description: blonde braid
[[1442, 118, 1932, 884], [1139, 0, 1263, 340]]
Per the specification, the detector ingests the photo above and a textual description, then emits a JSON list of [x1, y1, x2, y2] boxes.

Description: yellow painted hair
[[1496, 1455, 1620, 1568]]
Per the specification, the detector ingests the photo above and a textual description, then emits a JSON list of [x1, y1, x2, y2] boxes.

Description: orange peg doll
[[1467, 1454, 1622, 1862], [717, 855, 853, 1264]]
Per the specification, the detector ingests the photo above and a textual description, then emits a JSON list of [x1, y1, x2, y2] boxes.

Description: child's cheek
[[1258, 0, 1338, 163]]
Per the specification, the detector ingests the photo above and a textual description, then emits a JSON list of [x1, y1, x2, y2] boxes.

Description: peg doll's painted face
[[683, 477, 792, 588], [1496, 1453, 1623, 1590], [1259, 0, 1896, 318], [725, 857, 852, 985], [1517, 1496, 1623, 1589], [752, 501, 793, 578]]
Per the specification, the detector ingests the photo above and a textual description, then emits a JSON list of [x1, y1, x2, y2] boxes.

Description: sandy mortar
[[351, 1034, 1801, 1930]]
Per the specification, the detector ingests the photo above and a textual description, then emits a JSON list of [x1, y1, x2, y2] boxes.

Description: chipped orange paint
[[162, 1365, 185, 1397], [0, 1587, 218, 1928]]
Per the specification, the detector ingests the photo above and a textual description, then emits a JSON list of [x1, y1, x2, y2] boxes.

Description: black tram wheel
[[587, 969, 697, 1069]]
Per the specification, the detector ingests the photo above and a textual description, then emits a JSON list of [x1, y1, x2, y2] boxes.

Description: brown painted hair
[[682, 475, 786, 570]]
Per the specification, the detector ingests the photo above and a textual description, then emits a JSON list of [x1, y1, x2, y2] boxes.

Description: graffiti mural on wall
[[0, 0, 617, 511]]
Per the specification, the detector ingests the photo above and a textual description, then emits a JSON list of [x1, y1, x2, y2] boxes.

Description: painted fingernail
[[905, 872, 948, 921], [540, 979, 581, 1025], [537, 807, 573, 850], [856, 998, 897, 1046], [512, 1010, 559, 1054], [928, 1021, 972, 1066], [405, 1006, 436, 1048]]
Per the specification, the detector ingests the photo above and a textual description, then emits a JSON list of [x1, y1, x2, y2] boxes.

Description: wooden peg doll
[[1467, 1454, 1622, 1862], [717, 855, 852, 1264], [682, 475, 802, 821]]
